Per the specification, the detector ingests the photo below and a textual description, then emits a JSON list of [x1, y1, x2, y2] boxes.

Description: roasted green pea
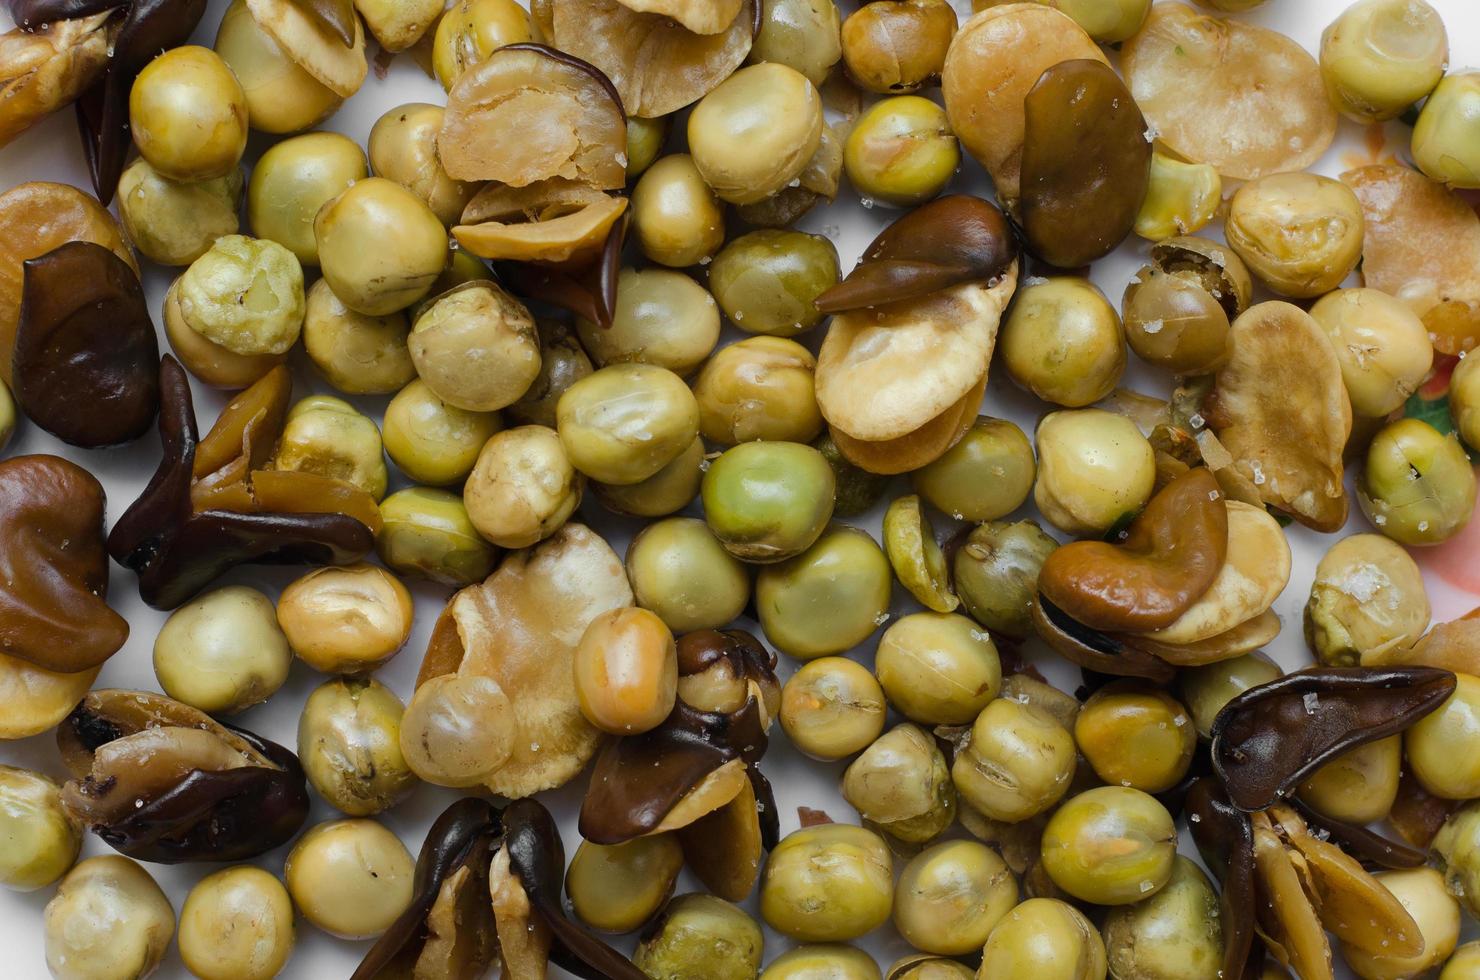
[[762, 945, 880, 980], [874, 612, 1000, 725], [626, 517, 750, 633], [507, 319, 594, 428], [761, 825, 893, 942], [298, 677, 416, 816], [1035, 409, 1156, 536], [1040, 786, 1177, 906], [376, 487, 499, 586], [756, 525, 891, 660], [1134, 151, 1221, 242], [704, 441, 836, 563], [1297, 735, 1401, 825], [566, 835, 684, 934], [1225, 173, 1365, 298], [636, 894, 764, 980], [895, 840, 1017, 956], [708, 230, 840, 337], [246, 131, 368, 265], [816, 431, 890, 518], [276, 395, 388, 500], [1045, 0, 1149, 43], [1321, 0, 1448, 123], [841, 0, 956, 95], [1121, 266, 1231, 375], [1451, 352, 1480, 450], [844, 96, 959, 208], [751, 0, 843, 87], [913, 417, 1034, 522], [842, 723, 956, 844], [883, 495, 956, 613], [693, 337, 822, 446], [626, 116, 670, 180], [1406, 673, 1480, 799], [631, 156, 726, 269], [130, 46, 248, 182], [1074, 682, 1196, 794], [594, 437, 703, 519], [1178, 652, 1283, 740], [1304, 533, 1430, 668], [118, 159, 243, 266], [1441, 942, 1480, 979], [953, 520, 1057, 640], [302, 279, 416, 395], [382, 379, 502, 486], [578, 268, 720, 377], [1102, 856, 1222, 980], [0, 767, 80, 892], [431, 0, 530, 91], [557, 363, 700, 486], [978, 898, 1106, 980], [1413, 72, 1480, 189], [952, 697, 1075, 823], [1001, 278, 1125, 408], [1358, 418, 1477, 545], [780, 657, 887, 761]]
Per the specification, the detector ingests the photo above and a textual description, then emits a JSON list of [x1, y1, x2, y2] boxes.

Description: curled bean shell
[[13, 241, 160, 447], [0, 13, 109, 149], [1019, 59, 1151, 269], [0, 455, 127, 674], [246, 0, 366, 96], [455, 179, 628, 265], [1210, 666, 1455, 812], [1186, 779, 1256, 980], [1122, 2, 1336, 180], [1031, 597, 1177, 684]]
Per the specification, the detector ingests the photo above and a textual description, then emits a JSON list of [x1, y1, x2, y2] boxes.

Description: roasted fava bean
[[693, 337, 822, 446], [756, 525, 892, 660], [559, 363, 700, 486], [842, 723, 955, 843], [43, 856, 174, 980], [1225, 173, 1365, 299], [1413, 72, 1480, 190], [431, 0, 531, 90], [1102, 856, 1222, 980], [626, 518, 751, 634], [844, 96, 959, 208], [703, 441, 835, 563], [751, 0, 842, 86], [1341, 867, 1460, 980], [687, 63, 824, 206], [1358, 418, 1477, 546], [117, 158, 242, 266], [875, 613, 1000, 726], [1040, 786, 1177, 906], [368, 103, 477, 227], [129, 46, 248, 182], [377, 487, 498, 586], [1320, 0, 1448, 123], [277, 564, 413, 674], [179, 866, 295, 980], [298, 677, 416, 816], [841, 0, 956, 94], [1001, 278, 1125, 408], [578, 268, 721, 377], [1074, 682, 1196, 794], [464, 425, 582, 549], [635, 893, 765, 980], [316, 177, 448, 316], [912, 417, 1033, 522], [708, 230, 840, 337], [977, 898, 1106, 980], [953, 520, 1057, 640], [275, 395, 388, 500], [382, 378, 502, 487], [573, 608, 678, 736], [632, 156, 726, 269], [952, 697, 1075, 823], [246, 131, 367, 265], [761, 824, 893, 942], [285, 819, 414, 939], [1034, 409, 1156, 536], [153, 585, 291, 714], [566, 835, 684, 934], [213, 0, 346, 135], [1178, 652, 1282, 740], [895, 840, 1016, 956], [1305, 533, 1430, 668], [303, 279, 415, 395], [1020, 59, 1152, 269], [0, 766, 80, 892], [780, 657, 887, 761]]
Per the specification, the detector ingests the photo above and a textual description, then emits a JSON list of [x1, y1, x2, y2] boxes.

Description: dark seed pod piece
[[579, 692, 769, 844], [12, 241, 159, 446], [57, 689, 309, 863], [1020, 59, 1152, 269], [1186, 778, 1256, 980], [353, 799, 502, 980], [503, 799, 648, 980], [496, 211, 625, 328], [8, 0, 122, 29], [287, 0, 356, 46], [0, 454, 128, 672], [1289, 798, 1425, 871], [1210, 666, 1456, 812], [814, 195, 1018, 314], [107, 355, 198, 576], [1031, 596, 1178, 684]]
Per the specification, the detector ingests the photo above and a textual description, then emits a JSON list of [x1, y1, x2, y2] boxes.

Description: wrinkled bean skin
[[1185, 779, 1256, 980], [1032, 597, 1178, 684], [1020, 59, 1151, 269], [0, 455, 128, 673], [57, 690, 310, 863], [1038, 468, 1227, 633], [1210, 667, 1456, 811], [12, 241, 160, 447], [814, 195, 1016, 314]]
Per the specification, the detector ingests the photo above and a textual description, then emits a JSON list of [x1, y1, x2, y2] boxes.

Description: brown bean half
[[1038, 467, 1227, 633], [0, 455, 128, 673], [1020, 59, 1151, 269], [1210, 666, 1455, 812], [12, 241, 160, 447]]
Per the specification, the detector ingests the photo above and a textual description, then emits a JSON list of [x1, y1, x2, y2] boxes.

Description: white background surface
[[1, 0, 1479, 977]]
